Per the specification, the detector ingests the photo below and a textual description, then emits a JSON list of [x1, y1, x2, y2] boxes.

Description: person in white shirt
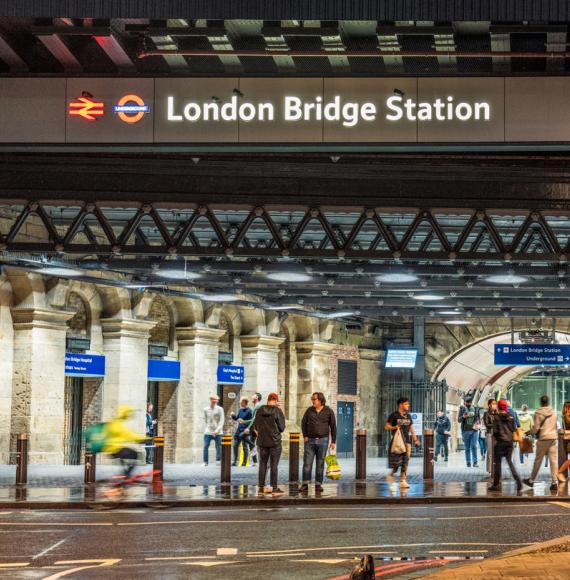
[[203, 394, 225, 466]]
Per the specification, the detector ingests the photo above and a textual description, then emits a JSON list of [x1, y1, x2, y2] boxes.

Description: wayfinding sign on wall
[[64, 353, 105, 377], [3, 77, 570, 146], [494, 344, 570, 366], [217, 365, 245, 384]]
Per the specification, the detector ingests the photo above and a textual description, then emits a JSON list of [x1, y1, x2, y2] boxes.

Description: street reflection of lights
[[156, 269, 201, 280], [376, 273, 419, 283], [37, 266, 83, 277], [266, 272, 312, 283], [485, 274, 528, 284], [412, 294, 445, 301]]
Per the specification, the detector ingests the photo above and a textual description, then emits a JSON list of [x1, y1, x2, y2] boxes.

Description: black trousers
[[493, 441, 521, 486], [258, 445, 282, 488], [112, 447, 139, 479]]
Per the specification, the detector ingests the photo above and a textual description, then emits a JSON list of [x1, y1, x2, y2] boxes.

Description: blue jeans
[[435, 433, 449, 460], [302, 437, 329, 484], [462, 430, 479, 465], [203, 434, 222, 464], [479, 434, 487, 456]]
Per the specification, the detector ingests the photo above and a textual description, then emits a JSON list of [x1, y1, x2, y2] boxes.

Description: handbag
[[391, 428, 407, 455], [325, 450, 341, 480], [512, 427, 524, 443], [521, 437, 534, 454]]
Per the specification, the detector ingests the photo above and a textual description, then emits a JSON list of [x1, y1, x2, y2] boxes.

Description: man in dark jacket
[[488, 399, 522, 492], [433, 410, 451, 462], [458, 396, 481, 468], [300, 392, 337, 492], [231, 397, 253, 467], [253, 392, 286, 496]]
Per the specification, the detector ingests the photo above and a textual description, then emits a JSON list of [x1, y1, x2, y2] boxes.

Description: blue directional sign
[[64, 353, 105, 377], [147, 359, 181, 381], [217, 364, 245, 384], [494, 344, 570, 366]]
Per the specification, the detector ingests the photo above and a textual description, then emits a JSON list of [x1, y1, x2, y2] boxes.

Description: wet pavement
[[0, 502, 568, 579]]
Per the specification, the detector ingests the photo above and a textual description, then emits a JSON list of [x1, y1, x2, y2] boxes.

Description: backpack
[[85, 422, 109, 453]]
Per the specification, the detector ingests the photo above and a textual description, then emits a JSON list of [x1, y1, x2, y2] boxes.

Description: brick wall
[[157, 382, 177, 463], [148, 295, 171, 346], [329, 345, 361, 425]]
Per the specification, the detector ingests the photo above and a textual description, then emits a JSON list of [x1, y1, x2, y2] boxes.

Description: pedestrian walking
[[433, 410, 451, 462], [145, 402, 157, 464], [557, 401, 570, 484], [300, 392, 337, 493], [458, 396, 481, 467], [523, 395, 559, 491], [384, 397, 420, 488], [231, 397, 253, 466], [203, 394, 224, 466], [242, 392, 263, 465], [253, 392, 286, 496], [488, 400, 522, 492], [518, 404, 534, 465], [483, 399, 498, 477]]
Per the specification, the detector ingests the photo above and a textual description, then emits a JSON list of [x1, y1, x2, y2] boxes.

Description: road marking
[[429, 550, 488, 554], [337, 551, 396, 555], [117, 519, 260, 526], [0, 512, 12, 516], [44, 559, 121, 580], [550, 501, 570, 509], [145, 556, 216, 561], [217, 548, 238, 556], [183, 561, 240, 567], [291, 558, 350, 564], [0, 523, 112, 527], [33, 538, 67, 560], [0, 563, 29, 568], [247, 553, 306, 558], [437, 513, 558, 521]]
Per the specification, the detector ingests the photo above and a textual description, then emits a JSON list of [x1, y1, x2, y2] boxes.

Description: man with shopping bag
[[384, 397, 420, 488], [300, 392, 337, 493]]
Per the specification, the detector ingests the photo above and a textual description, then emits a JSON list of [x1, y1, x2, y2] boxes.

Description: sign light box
[[385, 348, 418, 369]]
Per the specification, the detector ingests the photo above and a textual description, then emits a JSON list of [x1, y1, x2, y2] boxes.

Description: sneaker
[[400, 479, 410, 489], [232, 462, 238, 467], [300, 483, 309, 493], [386, 473, 394, 485], [516, 480, 523, 492], [263, 486, 272, 495], [444, 458, 448, 462], [473, 463, 479, 468], [523, 478, 534, 488], [466, 463, 471, 468], [202, 462, 208, 467], [257, 489, 265, 497], [557, 472, 568, 483], [550, 482, 559, 492], [315, 484, 324, 493], [272, 488, 285, 496], [488, 485, 501, 491]]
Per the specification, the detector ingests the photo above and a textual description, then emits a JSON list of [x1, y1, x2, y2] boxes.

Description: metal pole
[[289, 432, 300, 483], [84, 452, 96, 484], [221, 435, 232, 485], [487, 433, 495, 481], [153, 436, 164, 482], [355, 429, 367, 481], [423, 429, 435, 480], [15, 433, 28, 485]]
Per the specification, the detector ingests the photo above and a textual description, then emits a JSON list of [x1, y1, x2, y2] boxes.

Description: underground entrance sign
[[494, 344, 570, 366]]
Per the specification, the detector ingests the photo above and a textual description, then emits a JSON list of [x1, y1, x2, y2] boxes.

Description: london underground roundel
[[113, 94, 150, 124]]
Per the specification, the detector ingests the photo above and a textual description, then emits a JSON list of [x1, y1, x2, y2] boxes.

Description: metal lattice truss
[[4, 202, 570, 319], [0, 19, 569, 76]]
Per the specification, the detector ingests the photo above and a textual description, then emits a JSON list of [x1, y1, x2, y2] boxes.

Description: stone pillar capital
[[101, 317, 156, 340], [295, 341, 335, 356], [11, 307, 74, 331], [176, 325, 227, 346], [240, 335, 285, 353]]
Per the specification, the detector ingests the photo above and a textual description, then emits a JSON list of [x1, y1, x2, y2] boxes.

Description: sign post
[[494, 344, 570, 366]]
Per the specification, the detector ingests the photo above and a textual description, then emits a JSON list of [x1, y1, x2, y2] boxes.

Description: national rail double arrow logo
[[68, 95, 105, 121]]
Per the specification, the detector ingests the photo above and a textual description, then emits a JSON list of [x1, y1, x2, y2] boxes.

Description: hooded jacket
[[104, 405, 145, 454], [531, 406, 558, 440], [518, 411, 533, 434], [253, 404, 286, 448], [493, 411, 516, 443]]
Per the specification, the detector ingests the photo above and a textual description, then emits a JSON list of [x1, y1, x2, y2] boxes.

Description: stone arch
[[145, 294, 176, 350], [290, 314, 320, 342], [238, 305, 267, 336], [3, 269, 46, 309], [97, 286, 132, 319], [218, 305, 242, 363], [172, 296, 204, 327]]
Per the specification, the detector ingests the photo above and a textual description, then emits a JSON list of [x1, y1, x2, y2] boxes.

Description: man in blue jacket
[[433, 410, 451, 462], [231, 397, 253, 467]]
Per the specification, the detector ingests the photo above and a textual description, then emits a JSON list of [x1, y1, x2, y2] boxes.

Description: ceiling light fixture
[[37, 266, 83, 277], [326, 311, 355, 318], [485, 274, 528, 284], [156, 269, 201, 280], [199, 293, 240, 302], [266, 272, 312, 283], [376, 273, 419, 284], [446, 320, 471, 325], [412, 294, 445, 301]]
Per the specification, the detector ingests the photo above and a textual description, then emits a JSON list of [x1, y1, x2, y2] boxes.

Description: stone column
[[11, 308, 73, 464], [295, 341, 335, 413], [0, 284, 13, 464], [176, 326, 226, 463], [358, 348, 383, 456], [240, 335, 285, 400], [101, 318, 156, 434]]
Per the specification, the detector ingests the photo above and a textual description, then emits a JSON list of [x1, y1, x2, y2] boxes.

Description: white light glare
[[376, 273, 419, 283], [266, 272, 312, 283], [485, 274, 528, 284], [156, 269, 201, 280], [38, 267, 82, 277], [412, 294, 445, 301]]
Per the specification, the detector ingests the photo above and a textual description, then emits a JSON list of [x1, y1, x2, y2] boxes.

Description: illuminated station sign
[[0, 77, 569, 145]]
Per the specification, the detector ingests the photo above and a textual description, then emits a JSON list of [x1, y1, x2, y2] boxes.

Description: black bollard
[[221, 435, 232, 485], [84, 452, 96, 484], [355, 429, 367, 481], [558, 429, 568, 476], [423, 429, 434, 481], [289, 432, 300, 483], [153, 436, 164, 482], [16, 433, 28, 485]]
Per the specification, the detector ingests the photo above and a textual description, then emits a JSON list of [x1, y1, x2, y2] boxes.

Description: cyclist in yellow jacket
[[103, 405, 146, 480]]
